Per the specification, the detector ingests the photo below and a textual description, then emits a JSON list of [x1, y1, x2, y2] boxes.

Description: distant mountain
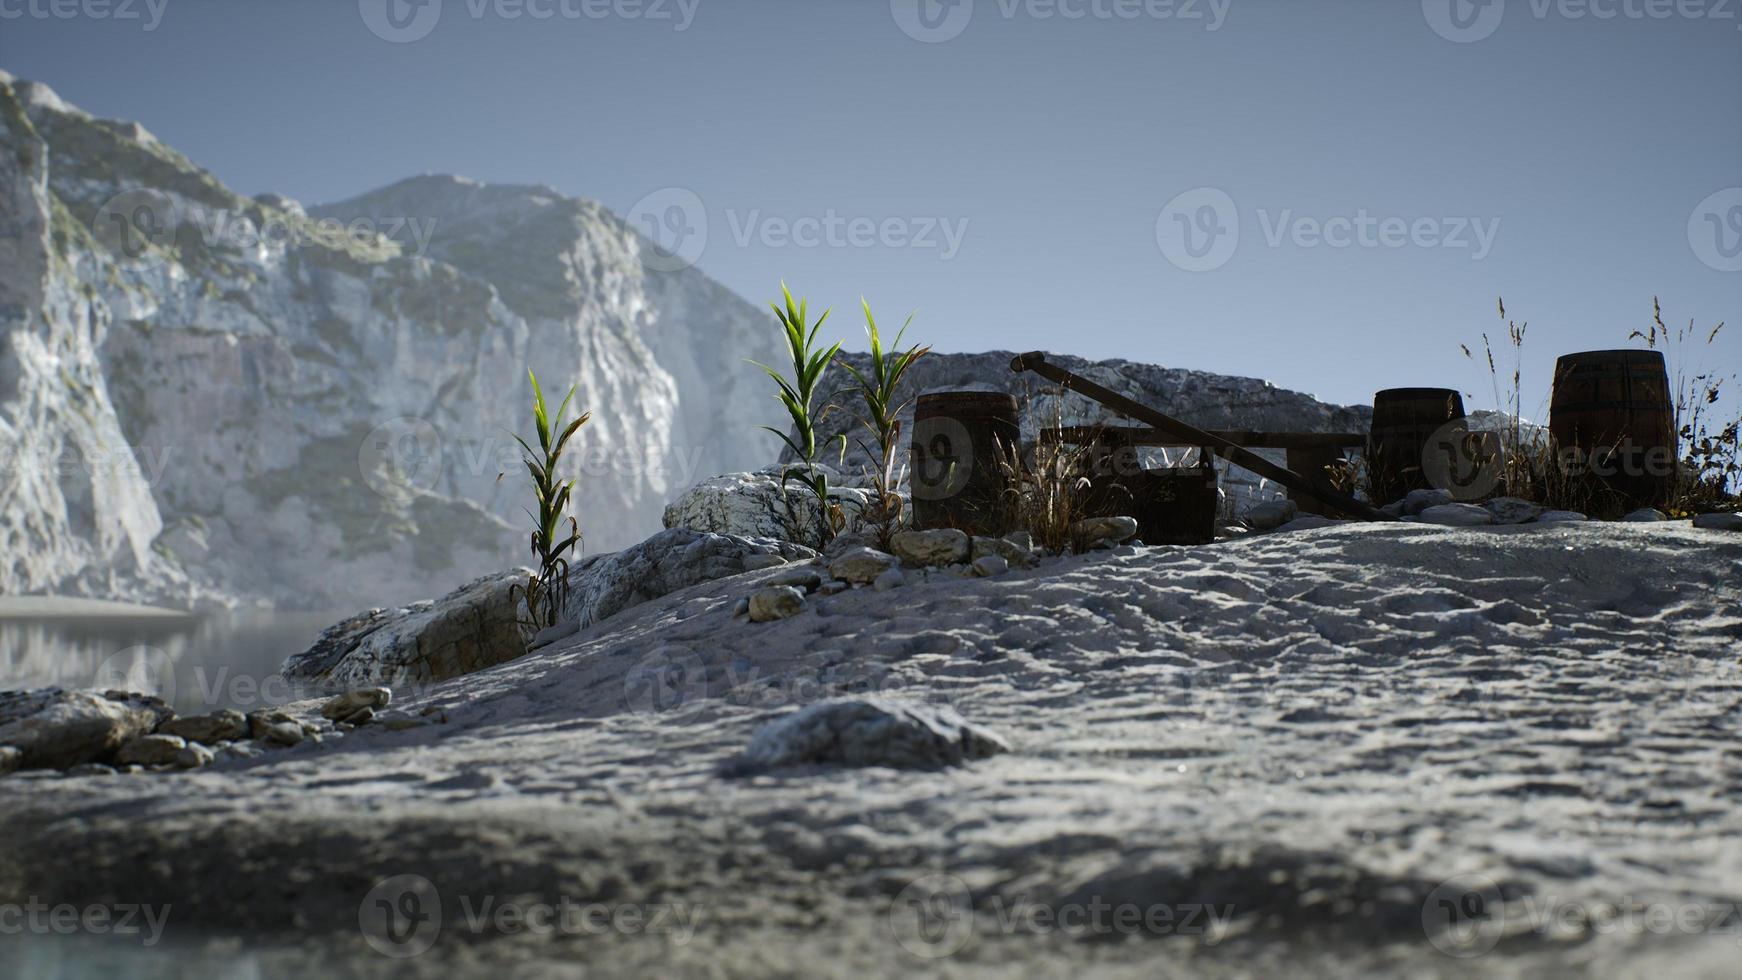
[[0, 72, 784, 610]]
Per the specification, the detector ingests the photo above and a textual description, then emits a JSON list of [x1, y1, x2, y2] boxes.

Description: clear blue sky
[[4, 0, 1739, 418]]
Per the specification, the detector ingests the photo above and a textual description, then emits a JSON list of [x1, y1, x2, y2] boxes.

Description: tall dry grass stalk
[[994, 387, 1103, 554], [1633, 297, 1738, 514]]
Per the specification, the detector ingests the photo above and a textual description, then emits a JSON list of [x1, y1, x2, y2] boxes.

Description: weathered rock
[[0, 689, 172, 771], [321, 688, 393, 721], [972, 555, 1010, 578], [1485, 497, 1544, 525], [527, 620, 580, 652], [873, 568, 907, 592], [158, 709, 248, 745], [767, 567, 823, 592], [743, 553, 789, 571], [174, 742, 215, 769], [730, 597, 751, 618], [340, 707, 376, 727], [890, 529, 970, 567], [829, 547, 900, 585], [64, 763, 117, 778], [970, 535, 1034, 568], [1536, 510, 1588, 523], [0, 746, 22, 775], [375, 712, 432, 732], [1418, 503, 1495, 527], [749, 587, 807, 623], [661, 467, 881, 549], [1071, 516, 1140, 548], [738, 697, 1010, 771], [262, 722, 304, 747], [1693, 512, 1742, 532], [561, 528, 816, 628], [217, 741, 264, 762], [1273, 516, 1343, 533], [1623, 508, 1669, 523], [1402, 489, 1455, 515], [1246, 499, 1298, 531], [246, 709, 297, 740], [116, 734, 187, 767], [819, 580, 851, 596]]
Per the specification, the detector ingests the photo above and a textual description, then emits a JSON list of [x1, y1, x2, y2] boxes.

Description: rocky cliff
[[0, 72, 784, 610]]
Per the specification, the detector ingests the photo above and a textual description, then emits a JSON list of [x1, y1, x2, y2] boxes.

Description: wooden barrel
[[910, 391, 1021, 535], [1367, 387, 1466, 504], [1549, 349, 1675, 510]]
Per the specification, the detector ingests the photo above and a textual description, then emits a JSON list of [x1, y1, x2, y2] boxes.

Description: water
[[0, 609, 347, 715]]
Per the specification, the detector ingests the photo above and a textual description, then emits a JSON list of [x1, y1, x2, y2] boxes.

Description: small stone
[[1536, 510, 1587, 523], [320, 687, 393, 721], [971, 555, 1009, 578], [970, 536, 1033, 568], [1623, 508, 1669, 522], [890, 529, 971, 567], [376, 712, 431, 732], [340, 707, 376, 727], [157, 709, 248, 745], [1403, 488, 1454, 515], [246, 709, 296, 740], [819, 580, 851, 596], [829, 547, 900, 585], [739, 697, 1009, 771], [419, 706, 448, 720], [218, 741, 263, 761], [64, 763, 117, 777], [0, 745, 20, 775], [749, 586, 807, 622], [1070, 516, 1140, 548], [873, 568, 906, 592], [1246, 499, 1298, 531], [116, 734, 187, 767], [742, 553, 788, 571], [768, 567, 823, 592], [263, 721, 304, 746], [174, 742, 214, 769], [730, 597, 751, 618], [1693, 512, 1742, 532], [1485, 497, 1544, 525], [1274, 516, 1342, 533], [1418, 503, 1495, 527]]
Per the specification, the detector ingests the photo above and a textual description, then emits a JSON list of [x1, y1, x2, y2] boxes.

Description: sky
[[3, 0, 1739, 419]]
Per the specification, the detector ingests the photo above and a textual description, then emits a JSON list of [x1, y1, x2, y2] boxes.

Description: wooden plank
[[1011, 352, 1392, 522], [1043, 426, 1366, 451]]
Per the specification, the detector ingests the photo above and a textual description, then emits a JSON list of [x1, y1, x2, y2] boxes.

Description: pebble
[[116, 734, 187, 767], [742, 553, 789, 571], [1071, 516, 1140, 547], [872, 568, 906, 592], [1623, 508, 1669, 522], [1402, 488, 1454, 515], [174, 742, 214, 769], [889, 529, 970, 567], [829, 547, 900, 585], [158, 709, 248, 744], [971, 555, 1010, 578], [767, 567, 823, 592], [1418, 503, 1495, 527], [730, 597, 751, 618], [320, 688, 393, 721], [1536, 510, 1588, 523], [1246, 499, 1298, 531], [263, 722, 304, 747], [1484, 497, 1543, 525]]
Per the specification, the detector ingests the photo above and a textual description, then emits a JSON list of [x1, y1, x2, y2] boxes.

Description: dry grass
[[1634, 297, 1739, 516], [994, 387, 1103, 555]]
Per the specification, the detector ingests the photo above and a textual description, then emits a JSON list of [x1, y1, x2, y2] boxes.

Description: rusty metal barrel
[[1367, 387, 1466, 504], [1549, 349, 1676, 510], [910, 391, 1021, 535]]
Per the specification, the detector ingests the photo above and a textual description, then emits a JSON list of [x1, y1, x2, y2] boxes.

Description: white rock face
[[0, 77, 786, 609]]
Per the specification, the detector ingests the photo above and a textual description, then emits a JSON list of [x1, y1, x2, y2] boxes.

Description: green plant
[[750, 284, 847, 545], [1633, 297, 1738, 514], [841, 300, 930, 541], [509, 369, 590, 631]]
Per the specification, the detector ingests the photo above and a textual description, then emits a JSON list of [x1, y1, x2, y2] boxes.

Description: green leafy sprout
[[749, 283, 848, 545], [509, 369, 590, 631]]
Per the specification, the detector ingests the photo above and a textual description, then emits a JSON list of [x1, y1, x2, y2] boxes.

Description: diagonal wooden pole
[[1010, 352, 1393, 522]]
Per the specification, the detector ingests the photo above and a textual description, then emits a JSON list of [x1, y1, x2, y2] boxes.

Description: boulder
[[1623, 508, 1669, 523], [1402, 489, 1454, 516], [262, 721, 304, 747], [830, 547, 900, 585], [284, 528, 813, 687], [1418, 504, 1495, 528], [321, 688, 393, 721], [738, 697, 1010, 771], [972, 555, 1010, 578], [175, 742, 215, 769], [749, 587, 807, 623], [890, 529, 971, 567], [246, 709, 297, 740], [662, 466, 885, 549], [158, 709, 248, 745], [1536, 510, 1588, 523], [1246, 499, 1298, 531], [1071, 516, 1140, 548], [1693, 512, 1742, 532], [116, 734, 187, 767], [1485, 497, 1543, 525], [0, 689, 172, 771]]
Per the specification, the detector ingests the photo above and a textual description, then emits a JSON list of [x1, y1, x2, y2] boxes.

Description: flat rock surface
[[2, 523, 1741, 978]]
